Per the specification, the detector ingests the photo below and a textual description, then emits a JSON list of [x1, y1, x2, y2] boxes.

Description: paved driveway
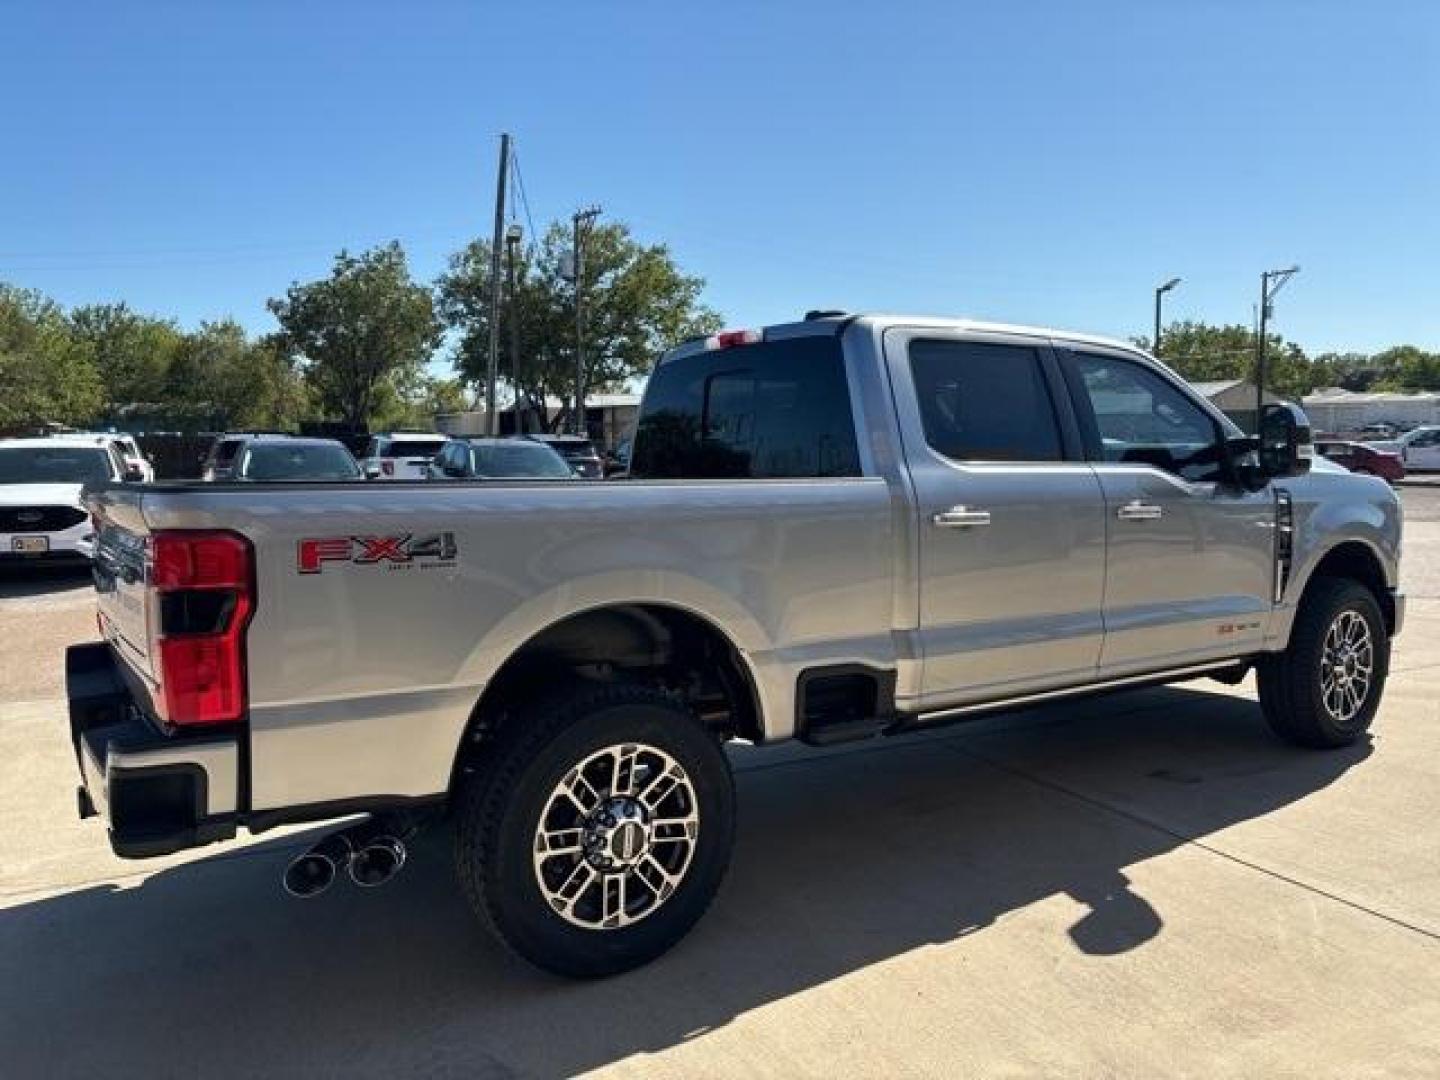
[[1, 496, 1437, 1078]]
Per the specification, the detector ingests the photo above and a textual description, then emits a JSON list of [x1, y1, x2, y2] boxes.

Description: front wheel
[[1258, 577, 1389, 748], [454, 684, 736, 977]]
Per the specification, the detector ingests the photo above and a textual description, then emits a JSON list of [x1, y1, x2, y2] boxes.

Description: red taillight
[[381, 460, 395, 476], [704, 328, 762, 350], [149, 531, 254, 728]]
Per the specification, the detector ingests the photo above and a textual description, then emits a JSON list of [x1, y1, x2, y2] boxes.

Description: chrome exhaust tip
[[282, 834, 354, 899], [347, 836, 407, 888]]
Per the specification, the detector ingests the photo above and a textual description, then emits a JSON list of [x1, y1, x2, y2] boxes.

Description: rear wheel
[[1258, 577, 1388, 748], [455, 684, 736, 977]]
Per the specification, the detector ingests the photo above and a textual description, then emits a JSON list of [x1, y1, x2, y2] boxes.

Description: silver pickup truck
[[67, 312, 1403, 976]]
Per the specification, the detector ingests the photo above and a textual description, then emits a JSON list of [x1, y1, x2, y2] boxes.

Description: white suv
[[359, 433, 448, 480], [0, 437, 136, 563], [49, 432, 155, 482]]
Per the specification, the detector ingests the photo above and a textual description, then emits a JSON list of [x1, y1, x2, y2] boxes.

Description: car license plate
[[12, 536, 49, 553]]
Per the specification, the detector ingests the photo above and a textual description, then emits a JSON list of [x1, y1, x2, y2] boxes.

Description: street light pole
[[1153, 277, 1181, 358], [1254, 265, 1300, 424], [505, 224, 522, 433], [571, 205, 602, 436], [485, 133, 510, 436]]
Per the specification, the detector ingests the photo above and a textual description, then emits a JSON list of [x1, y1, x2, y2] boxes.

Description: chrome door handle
[[1116, 501, 1164, 521], [932, 506, 992, 528]]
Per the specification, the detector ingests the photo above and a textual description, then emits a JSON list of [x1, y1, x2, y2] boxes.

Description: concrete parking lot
[[2, 490, 1438, 1078]]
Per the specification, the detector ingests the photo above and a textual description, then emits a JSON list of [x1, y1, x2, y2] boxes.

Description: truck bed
[[89, 477, 898, 813]]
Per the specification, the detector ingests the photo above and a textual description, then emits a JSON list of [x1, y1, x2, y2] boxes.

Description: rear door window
[[907, 340, 1064, 462], [632, 335, 860, 479]]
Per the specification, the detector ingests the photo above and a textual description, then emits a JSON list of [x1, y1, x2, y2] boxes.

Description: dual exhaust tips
[[282, 824, 408, 899]]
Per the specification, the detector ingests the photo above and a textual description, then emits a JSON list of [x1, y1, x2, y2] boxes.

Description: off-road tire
[[454, 683, 735, 977], [1258, 577, 1388, 748]]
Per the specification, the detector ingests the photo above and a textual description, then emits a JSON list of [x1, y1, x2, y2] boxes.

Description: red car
[[1315, 439, 1405, 482]]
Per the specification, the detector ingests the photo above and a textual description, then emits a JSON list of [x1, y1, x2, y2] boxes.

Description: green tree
[[1371, 345, 1440, 392], [0, 284, 103, 430], [268, 242, 441, 429], [67, 302, 184, 407], [1141, 320, 1322, 399], [1311, 351, 1378, 392], [436, 219, 721, 429], [164, 320, 308, 429]]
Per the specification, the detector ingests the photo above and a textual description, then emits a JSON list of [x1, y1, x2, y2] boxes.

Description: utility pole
[[571, 205, 602, 436], [485, 133, 510, 436], [1254, 265, 1300, 425], [505, 223, 522, 433], [1153, 277, 1181, 358]]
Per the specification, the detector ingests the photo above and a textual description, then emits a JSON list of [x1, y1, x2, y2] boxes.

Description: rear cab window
[[631, 334, 861, 479]]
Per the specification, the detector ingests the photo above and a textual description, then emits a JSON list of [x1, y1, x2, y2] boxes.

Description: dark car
[[229, 437, 363, 482], [523, 434, 604, 478], [201, 432, 292, 481], [1315, 439, 1405, 483], [427, 438, 576, 480]]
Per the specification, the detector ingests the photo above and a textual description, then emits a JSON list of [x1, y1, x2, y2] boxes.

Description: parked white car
[[1365, 425, 1440, 471], [0, 438, 138, 563], [359, 433, 448, 480], [49, 432, 155, 482]]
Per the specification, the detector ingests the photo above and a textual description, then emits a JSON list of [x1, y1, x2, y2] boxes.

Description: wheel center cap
[[583, 797, 651, 870], [610, 821, 646, 863]]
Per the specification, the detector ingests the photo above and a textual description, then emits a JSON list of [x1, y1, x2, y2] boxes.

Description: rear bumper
[[1391, 589, 1406, 637], [67, 642, 239, 858]]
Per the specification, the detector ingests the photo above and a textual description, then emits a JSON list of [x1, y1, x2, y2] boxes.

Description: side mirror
[[1259, 402, 1313, 479], [363, 465, 382, 480], [1222, 436, 1266, 492], [122, 466, 145, 483]]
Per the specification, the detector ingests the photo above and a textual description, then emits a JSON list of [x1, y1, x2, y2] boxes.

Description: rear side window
[[908, 340, 1063, 462], [632, 336, 860, 479]]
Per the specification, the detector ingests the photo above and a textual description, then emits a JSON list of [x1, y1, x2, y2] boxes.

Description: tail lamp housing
[[148, 530, 255, 728]]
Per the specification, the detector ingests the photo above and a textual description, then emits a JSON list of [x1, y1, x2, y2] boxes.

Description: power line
[[509, 146, 539, 244]]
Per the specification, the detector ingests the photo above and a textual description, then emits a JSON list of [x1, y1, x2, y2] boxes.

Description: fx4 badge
[[298, 533, 458, 574]]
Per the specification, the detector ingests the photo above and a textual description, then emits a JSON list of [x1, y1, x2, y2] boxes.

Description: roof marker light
[[704, 329, 763, 351]]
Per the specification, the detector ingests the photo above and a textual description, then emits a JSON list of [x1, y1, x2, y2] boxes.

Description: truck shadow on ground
[[0, 685, 1371, 1077], [0, 564, 92, 600]]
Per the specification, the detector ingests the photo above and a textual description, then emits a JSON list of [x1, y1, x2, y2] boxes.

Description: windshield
[[472, 443, 574, 478], [0, 447, 113, 485], [238, 443, 360, 481]]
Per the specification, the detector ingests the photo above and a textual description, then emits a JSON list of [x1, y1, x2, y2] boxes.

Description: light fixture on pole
[[1255, 265, 1300, 423], [570, 205, 602, 436], [1153, 277, 1181, 358]]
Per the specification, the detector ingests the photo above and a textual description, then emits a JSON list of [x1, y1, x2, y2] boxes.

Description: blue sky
[[2, 0, 1436, 360]]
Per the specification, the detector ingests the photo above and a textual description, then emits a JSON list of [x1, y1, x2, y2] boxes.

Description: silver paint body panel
[[86, 315, 1404, 817]]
